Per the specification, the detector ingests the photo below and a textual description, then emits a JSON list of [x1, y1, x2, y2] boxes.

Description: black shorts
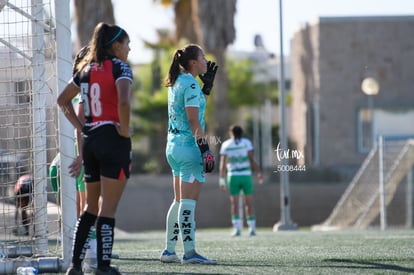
[[82, 124, 131, 182]]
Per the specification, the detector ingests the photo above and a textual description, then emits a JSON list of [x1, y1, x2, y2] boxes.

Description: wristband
[[202, 84, 212, 95], [219, 177, 226, 187]]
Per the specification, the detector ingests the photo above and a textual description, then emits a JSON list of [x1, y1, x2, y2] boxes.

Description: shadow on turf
[[117, 256, 273, 268], [324, 258, 414, 273], [117, 257, 154, 262]]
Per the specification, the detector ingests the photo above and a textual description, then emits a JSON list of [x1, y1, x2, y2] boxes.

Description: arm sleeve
[[113, 59, 133, 83], [244, 138, 254, 151]]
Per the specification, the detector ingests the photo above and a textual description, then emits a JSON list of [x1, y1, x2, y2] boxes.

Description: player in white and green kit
[[219, 125, 263, 236]]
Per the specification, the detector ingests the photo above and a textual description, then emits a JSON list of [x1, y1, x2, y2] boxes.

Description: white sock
[[165, 201, 180, 253], [247, 217, 256, 232], [232, 217, 241, 232], [179, 199, 196, 257]]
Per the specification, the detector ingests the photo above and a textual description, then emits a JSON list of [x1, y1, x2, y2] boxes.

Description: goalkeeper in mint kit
[[161, 44, 218, 264]]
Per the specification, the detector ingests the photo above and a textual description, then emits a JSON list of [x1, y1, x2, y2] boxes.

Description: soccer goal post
[[0, 0, 75, 273]]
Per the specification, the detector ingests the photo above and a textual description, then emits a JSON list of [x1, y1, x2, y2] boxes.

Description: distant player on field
[[13, 174, 32, 236], [219, 125, 263, 236]]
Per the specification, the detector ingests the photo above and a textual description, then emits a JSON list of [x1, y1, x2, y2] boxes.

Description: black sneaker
[[94, 266, 121, 275], [66, 265, 84, 275]]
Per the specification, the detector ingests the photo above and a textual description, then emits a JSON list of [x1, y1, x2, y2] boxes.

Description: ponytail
[[230, 125, 243, 144], [165, 44, 202, 87], [165, 50, 182, 87], [72, 45, 90, 75]]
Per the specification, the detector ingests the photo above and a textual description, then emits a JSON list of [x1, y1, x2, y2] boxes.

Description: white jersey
[[220, 137, 253, 176]]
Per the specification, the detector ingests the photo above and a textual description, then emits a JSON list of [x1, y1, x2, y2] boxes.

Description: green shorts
[[76, 166, 85, 192], [74, 140, 85, 192], [227, 175, 254, 196], [49, 165, 59, 193], [49, 163, 85, 193]]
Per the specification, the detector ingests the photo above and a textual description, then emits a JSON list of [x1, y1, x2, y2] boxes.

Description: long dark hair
[[72, 45, 89, 75], [165, 44, 202, 87], [77, 22, 128, 72], [230, 125, 243, 144]]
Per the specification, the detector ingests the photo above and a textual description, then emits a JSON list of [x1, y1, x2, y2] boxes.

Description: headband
[[105, 28, 123, 46]]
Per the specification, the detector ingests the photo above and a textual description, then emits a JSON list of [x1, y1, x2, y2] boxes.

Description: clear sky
[[111, 0, 414, 64]]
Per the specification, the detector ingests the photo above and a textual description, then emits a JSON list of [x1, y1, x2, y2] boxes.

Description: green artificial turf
[[74, 228, 414, 274]]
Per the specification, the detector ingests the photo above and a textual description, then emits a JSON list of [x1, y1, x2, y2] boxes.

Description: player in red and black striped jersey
[[58, 22, 132, 275], [74, 56, 133, 133]]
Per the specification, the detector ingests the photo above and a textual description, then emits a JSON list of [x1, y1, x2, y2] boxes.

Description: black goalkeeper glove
[[197, 138, 215, 173], [199, 61, 218, 95]]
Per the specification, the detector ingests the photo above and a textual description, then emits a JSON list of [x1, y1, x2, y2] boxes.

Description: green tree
[[227, 58, 262, 108], [130, 46, 175, 173]]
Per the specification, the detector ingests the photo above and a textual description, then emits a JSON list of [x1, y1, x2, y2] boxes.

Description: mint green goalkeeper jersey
[[220, 137, 254, 176], [167, 72, 206, 144]]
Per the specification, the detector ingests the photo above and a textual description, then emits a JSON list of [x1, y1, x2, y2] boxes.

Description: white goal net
[[0, 0, 75, 273]]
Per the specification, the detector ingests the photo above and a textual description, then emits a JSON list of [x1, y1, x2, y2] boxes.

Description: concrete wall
[[290, 16, 414, 172], [115, 174, 410, 232]]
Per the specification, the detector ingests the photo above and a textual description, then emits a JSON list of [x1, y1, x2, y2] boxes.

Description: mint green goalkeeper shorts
[[166, 141, 205, 183]]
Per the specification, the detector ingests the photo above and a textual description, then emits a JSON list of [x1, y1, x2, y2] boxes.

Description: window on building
[[15, 80, 31, 104]]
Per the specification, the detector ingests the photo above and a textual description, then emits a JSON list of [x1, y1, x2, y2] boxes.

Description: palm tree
[[154, 0, 237, 142], [74, 0, 115, 49], [197, 0, 236, 143], [156, 0, 202, 44], [173, 0, 202, 44]]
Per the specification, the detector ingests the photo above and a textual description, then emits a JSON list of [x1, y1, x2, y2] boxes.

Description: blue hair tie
[[105, 28, 123, 46]]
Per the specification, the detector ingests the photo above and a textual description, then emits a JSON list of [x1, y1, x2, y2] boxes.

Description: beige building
[[290, 16, 414, 176]]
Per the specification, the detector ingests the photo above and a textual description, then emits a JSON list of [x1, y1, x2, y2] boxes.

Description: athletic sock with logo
[[83, 226, 97, 269], [179, 199, 196, 257], [165, 200, 180, 253], [72, 211, 97, 268], [96, 216, 115, 270]]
